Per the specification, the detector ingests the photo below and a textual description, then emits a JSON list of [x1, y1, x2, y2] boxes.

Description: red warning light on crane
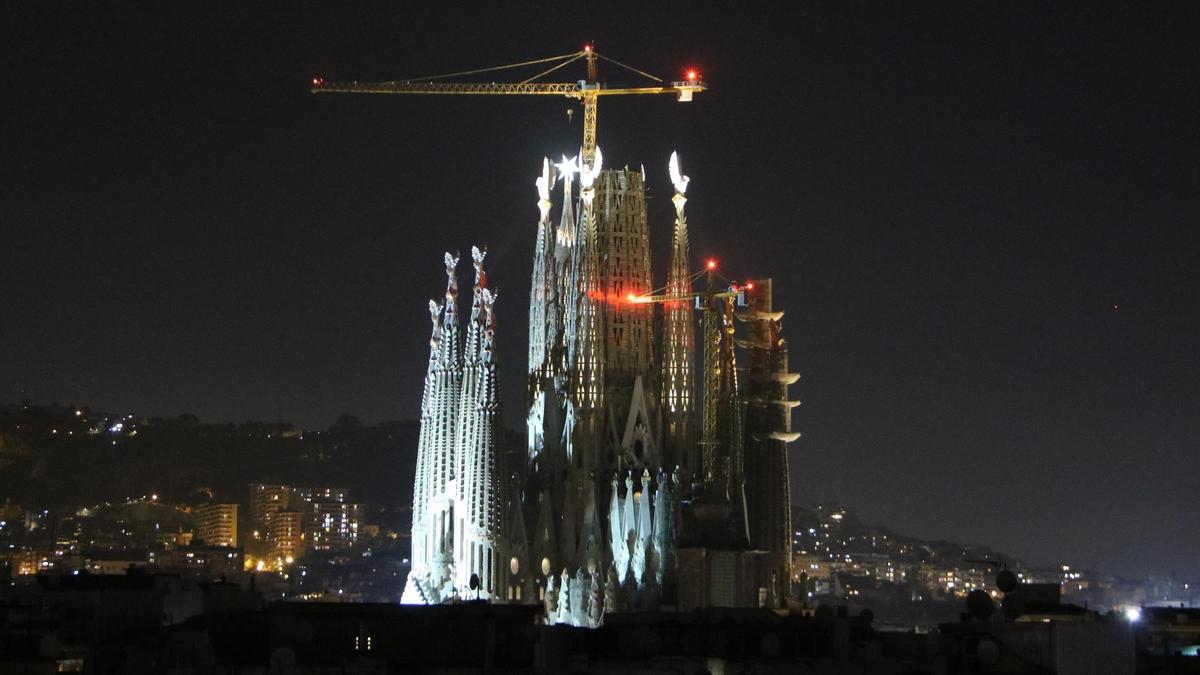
[[583, 44, 592, 53], [686, 69, 699, 81], [706, 259, 717, 270]]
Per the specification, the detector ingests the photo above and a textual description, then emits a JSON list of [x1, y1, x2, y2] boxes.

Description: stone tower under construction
[[403, 149, 800, 622]]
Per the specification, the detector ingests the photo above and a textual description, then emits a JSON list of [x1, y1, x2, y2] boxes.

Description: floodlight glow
[[554, 154, 579, 177], [1124, 606, 1142, 622]]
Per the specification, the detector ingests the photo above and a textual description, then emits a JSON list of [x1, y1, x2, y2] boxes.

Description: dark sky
[[4, 4, 1198, 578]]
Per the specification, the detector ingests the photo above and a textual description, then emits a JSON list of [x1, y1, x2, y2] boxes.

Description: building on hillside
[[250, 484, 358, 556], [305, 501, 363, 552], [268, 508, 304, 561], [195, 503, 238, 547], [248, 483, 292, 535]]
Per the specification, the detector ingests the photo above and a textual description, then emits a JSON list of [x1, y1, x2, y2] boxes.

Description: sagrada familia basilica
[[401, 149, 800, 626]]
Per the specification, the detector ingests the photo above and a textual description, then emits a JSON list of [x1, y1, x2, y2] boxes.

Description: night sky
[[4, 4, 1198, 577]]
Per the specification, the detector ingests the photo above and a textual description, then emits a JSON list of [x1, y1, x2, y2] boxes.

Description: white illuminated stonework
[[403, 247, 507, 604], [403, 149, 797, 621]]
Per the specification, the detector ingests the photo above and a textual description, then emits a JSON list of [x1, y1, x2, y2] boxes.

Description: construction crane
[[311, 46, 706, 169], [627, 260, 748, 495]]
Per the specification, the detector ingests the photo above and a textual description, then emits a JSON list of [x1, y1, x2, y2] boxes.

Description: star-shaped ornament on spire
[[554, 154, 579, 180]]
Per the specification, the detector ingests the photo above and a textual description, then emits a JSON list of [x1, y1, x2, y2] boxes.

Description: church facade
[[402, 150, 799, 624]]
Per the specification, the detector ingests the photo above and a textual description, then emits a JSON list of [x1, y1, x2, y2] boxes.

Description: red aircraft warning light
[[706, 259, 717, 270], [687, 69, 699, 81]]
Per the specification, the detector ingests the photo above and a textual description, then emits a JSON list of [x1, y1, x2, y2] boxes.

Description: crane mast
[[311, 47, 706, 169], [628, 266, 747, 496]]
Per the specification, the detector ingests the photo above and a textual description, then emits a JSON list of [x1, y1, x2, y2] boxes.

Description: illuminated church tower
[[516, 150, 692, 623], [403, 247, 508, 604], [661, 152, 697, 472], [403, 149, 799, 620]]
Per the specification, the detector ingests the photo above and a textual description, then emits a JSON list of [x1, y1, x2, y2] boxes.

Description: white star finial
[[554, 154, 579, 179]]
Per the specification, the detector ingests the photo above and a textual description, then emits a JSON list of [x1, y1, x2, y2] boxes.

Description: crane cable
[[387, 51, 582, 84], [519, 53, 586, 84], [634, 267, 725, 301], [382, 50, 666, 86], [594, 52, 663, 83]]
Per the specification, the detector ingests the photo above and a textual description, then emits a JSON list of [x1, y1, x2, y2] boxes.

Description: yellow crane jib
[[310, 47, 706, 169]]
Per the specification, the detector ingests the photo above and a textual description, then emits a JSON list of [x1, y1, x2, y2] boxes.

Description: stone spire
[[433, 252, 461, 493], [465, 290, 506, 596], [528, 158, 557, 391], [662, 151, 696, 472], [456, 246, 488, 499], [407, 300, 442, 586], [555, 155, 580, 380], [405, 247, 510, 604], [455, 247, 507, 599], [552, 147, 604, 476], [403, 252, 463, 604], [527, 159, 562, 466], [572, 147, 606, 415]]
